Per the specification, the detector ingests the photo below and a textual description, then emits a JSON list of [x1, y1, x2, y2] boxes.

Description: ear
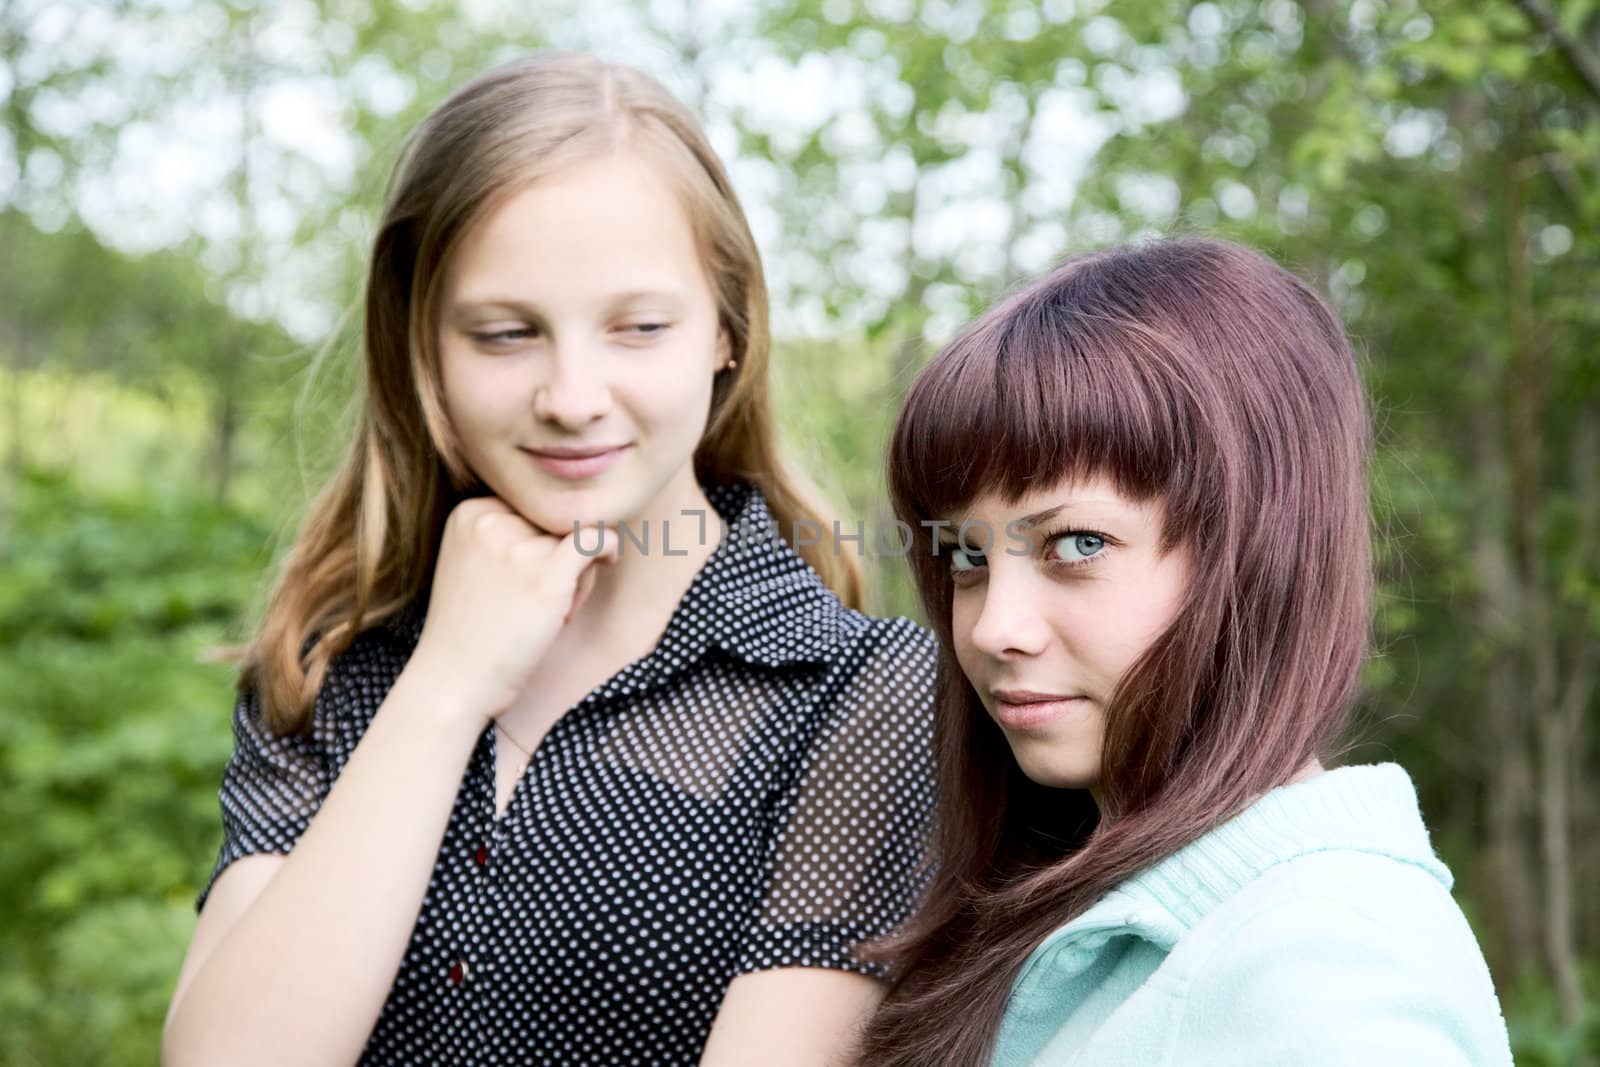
[[715, 328, 732, 371]]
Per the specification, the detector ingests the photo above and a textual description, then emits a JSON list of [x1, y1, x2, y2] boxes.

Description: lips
[[992, 688, 1077, 704], [990, 688, 1087, 730], [520, 444, 630, 480]]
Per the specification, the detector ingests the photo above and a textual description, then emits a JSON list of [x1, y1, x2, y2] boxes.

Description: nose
[[966, 566, 1051, 659], [533, 342, 611, 429]]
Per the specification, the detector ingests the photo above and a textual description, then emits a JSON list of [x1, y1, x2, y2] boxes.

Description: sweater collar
[[1055, 763, 1452, 953]]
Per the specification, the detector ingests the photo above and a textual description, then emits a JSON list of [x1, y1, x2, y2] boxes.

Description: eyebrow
[[936, 498, 1122, 538], [1012, 503, 1068, 531], [449, 289, 688, 316]]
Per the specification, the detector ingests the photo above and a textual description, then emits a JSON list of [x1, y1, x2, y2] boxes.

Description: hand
[[409, 496, 616, 722]]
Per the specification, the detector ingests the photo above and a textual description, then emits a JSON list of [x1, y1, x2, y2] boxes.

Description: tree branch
[[1513, 0, 1600, 105]]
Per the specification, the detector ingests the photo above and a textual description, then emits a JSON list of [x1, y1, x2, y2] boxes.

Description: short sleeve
[[195, 682, 335, 912], [1166, 890, 1515, 1066], [737, 617, 938, 977]]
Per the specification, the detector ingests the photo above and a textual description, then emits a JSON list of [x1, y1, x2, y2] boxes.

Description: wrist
[[390, 652, 496, 738]]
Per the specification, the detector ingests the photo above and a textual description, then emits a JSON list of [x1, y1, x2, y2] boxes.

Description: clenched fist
[[409, 496, 617, 722]]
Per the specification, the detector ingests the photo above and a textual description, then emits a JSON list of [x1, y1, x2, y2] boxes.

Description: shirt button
[[448, 959, 470, 985], [474, 846, 489, 866]]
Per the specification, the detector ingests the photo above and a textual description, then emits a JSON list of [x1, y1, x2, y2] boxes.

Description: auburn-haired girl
[[859, 237, 1512, 1066]]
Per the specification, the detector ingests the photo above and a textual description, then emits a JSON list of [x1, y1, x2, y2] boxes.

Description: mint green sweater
[[992, 764, 1513, 1065]]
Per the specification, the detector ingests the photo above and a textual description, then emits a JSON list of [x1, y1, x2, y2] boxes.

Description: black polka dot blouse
[[199, 480, 939, 1066]]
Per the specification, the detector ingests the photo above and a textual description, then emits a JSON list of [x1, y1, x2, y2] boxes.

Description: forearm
[[163, 662, 486, 1067], [701, 969, 884, 1067]]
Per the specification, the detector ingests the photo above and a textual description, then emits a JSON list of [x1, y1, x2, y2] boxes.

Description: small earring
[[721, 359, 738, 372]]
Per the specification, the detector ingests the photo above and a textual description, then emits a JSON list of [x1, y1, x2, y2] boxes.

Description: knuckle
[[471, 508, 515, 537], [449, 497, 492, 528]]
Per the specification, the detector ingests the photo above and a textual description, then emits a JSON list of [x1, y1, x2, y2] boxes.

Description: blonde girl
[[163, 52, 935, 1067]]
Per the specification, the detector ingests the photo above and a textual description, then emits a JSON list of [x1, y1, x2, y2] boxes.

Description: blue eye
[[1051, 533, 1105, 563], [949, 546, 987, 571], [472, 327, 537, 345], [615, 322, 671, 341]]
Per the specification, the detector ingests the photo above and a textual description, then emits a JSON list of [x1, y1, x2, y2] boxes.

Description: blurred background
[[1, 0, 1596, 1062]]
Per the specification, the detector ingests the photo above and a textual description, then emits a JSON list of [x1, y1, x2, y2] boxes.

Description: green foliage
[[2, 0, 1597, 1060], [0, 468, 271, 1066], [1508, 966, 1600, 1063]]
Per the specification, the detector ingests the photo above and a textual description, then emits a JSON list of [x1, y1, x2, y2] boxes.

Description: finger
[[540, 524, 617, 589], [565, 555, 602, 623], [450, 495, 513, 526], [471, 509, 546, 555]]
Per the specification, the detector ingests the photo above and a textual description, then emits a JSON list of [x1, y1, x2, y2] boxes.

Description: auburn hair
[[243, 52, 864, 732], [857, 237, 1372, 1065]]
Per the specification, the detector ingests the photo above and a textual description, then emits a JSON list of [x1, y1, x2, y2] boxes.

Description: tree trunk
[[1000, 99, 1039, 291], [1559, 409, 1599, 968], [1469, 337, 1539, 986], [1, 330, 24, 556], [1505, 89, 1583, 1029], [5, 332, 22, 482], [1450, 84, 1539, 988], [213, 339, 241, 501], [213, 12, 257, 504], [889, 168, 928, 396]]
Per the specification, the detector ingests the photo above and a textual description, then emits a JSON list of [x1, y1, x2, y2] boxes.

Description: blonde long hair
[[245, 52, 864, 733]]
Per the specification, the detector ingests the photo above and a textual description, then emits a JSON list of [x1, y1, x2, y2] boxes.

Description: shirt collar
[[676, 480, 846, 669], [383, 481, 847, 676]]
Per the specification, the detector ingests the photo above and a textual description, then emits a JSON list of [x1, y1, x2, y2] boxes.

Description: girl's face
[[437, 149, 730, 534], [943, 474, 1189, 793]]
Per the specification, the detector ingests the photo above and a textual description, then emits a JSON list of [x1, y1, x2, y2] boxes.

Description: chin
[[526, 502, 631, 536], [498, 480, 636, 531], [1010, 746, 1100, 791]]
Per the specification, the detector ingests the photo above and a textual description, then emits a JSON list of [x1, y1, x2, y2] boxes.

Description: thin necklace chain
[[494, 719, 534, 762]]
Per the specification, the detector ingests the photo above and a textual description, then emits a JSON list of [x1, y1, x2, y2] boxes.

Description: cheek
[[948, 591, 986, 678], [634, 343, 719, 425], [1093, 573, 1187, 675], [1129, 558, 1188, 641], [441, 353, 523, 430]]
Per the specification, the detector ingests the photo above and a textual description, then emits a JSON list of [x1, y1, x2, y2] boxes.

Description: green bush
[[1506, 964, 1600, 1065], [0, 468, 272, 1066]]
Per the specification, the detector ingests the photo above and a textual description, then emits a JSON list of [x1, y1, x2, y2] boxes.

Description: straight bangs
[[889, 262, 1214, 583]]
